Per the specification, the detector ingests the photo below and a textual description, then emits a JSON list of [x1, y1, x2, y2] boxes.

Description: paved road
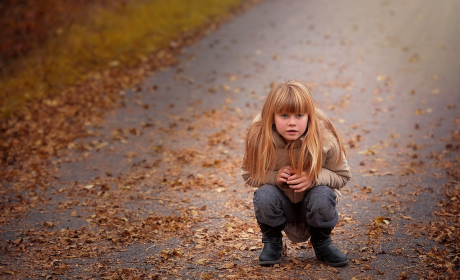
[[2, 0, 459, 279]]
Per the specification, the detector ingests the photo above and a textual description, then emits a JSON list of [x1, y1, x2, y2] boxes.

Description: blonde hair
[[243, 80, 345, 183]]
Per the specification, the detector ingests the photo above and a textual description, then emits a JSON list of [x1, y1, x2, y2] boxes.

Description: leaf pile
[[421, 128, 460, 278]]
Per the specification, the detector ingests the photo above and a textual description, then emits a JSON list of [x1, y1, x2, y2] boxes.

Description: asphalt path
[[2, 0, 460, 279]]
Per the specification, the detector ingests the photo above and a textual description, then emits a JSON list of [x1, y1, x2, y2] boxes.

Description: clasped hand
[[276, 166, 313, 193]]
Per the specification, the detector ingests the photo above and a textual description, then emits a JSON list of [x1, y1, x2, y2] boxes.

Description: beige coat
[[241, 115, 352, 242], [241, 115, 351, 203]]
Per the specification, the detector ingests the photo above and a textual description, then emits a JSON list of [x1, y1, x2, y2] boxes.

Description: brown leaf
[[12, 238, 23, 245], [223, 262, 235, 269], [196, 258, 210, 265], [375, 217, 390, 224], [43, 221, 54, 228], [172, 249, 183, 257]]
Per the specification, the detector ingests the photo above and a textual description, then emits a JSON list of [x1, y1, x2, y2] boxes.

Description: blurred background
[[0, 0, 247, 117]]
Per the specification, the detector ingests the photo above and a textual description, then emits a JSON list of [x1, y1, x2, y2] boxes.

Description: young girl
[[241, 80, 351, 267]]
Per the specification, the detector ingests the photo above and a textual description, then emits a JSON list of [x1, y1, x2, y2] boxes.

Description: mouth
[[287, 130, 298, 134]]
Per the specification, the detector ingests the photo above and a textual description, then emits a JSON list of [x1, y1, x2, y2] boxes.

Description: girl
[[241, 80, 351, 267]]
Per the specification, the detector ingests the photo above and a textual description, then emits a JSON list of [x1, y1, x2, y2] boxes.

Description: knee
[[306, 186, 337, 213], [309, 186, 336, 201], [254, 185, 279, 200], [253, 185, 283, 211]]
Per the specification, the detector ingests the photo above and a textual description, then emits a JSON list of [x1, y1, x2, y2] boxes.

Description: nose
[[288, 116, 296, 125]]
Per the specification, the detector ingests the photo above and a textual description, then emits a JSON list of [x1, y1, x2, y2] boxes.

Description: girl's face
[[274, 113, 309, 143]]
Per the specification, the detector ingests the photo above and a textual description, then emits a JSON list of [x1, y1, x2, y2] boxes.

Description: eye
[[281, 114, 288, 118], [297, 114, 303, 118]]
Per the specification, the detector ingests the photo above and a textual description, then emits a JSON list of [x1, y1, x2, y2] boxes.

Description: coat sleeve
[[315, 145, 352, 190], [241, 159, 278, 188]]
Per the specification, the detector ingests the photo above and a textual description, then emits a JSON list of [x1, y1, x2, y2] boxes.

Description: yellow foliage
[[0, 0, 242, 118]]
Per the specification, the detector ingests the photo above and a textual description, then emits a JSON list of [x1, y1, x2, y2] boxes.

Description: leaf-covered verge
[[0, 0, 262, 184], [0, 0, 250, 118], [420, 131, 460, 278]]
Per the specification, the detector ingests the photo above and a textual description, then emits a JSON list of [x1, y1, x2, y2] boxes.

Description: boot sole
[[316, 256, 348, 267], [258, 259, 281, 266]]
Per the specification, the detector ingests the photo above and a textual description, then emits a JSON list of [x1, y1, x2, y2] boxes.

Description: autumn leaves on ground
[[1, 0, 460, 279]]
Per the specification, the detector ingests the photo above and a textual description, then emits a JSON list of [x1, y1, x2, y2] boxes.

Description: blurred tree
[[0, 0, 124, 64]]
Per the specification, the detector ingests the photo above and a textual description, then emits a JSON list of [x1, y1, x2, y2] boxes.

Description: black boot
[[258, 222, 284, 265], [309, 226, 348, 267]]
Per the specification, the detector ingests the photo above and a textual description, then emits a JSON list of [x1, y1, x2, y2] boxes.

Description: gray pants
[[253, 184, 338, 228]]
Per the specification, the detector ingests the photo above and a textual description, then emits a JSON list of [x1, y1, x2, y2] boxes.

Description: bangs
[[274, 88, 308, 114]]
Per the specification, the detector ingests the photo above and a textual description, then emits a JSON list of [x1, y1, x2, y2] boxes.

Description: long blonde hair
[[243, 80, 345, 183]]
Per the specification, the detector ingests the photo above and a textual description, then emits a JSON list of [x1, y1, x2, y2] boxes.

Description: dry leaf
[[13, 238, 23, 245], [43, 221, 54, 228], [223, 263, 235, 269], [84, 185, 94, 190], [414, 109, 424, 115], [221, 85, 231, 92], [196, 259, 209, 265], [358, 149, 376, 155], [375, 216, 390, 224]]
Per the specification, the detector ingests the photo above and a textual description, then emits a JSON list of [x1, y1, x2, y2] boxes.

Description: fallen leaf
[[358, 149, 376, 155], [414, 109, 424, 115], [12, 238, 23, 245], [172, 249, 183, 257], [84, 185, 94, 190], [43, 221, 54, 228], [196, 259, 209, 265], [221, 85, 231, 92], [223, 263, 235, 269], [375, 216, 390, 224]]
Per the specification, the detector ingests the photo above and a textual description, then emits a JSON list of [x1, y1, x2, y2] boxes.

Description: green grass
[[0, 0, 242, 118]]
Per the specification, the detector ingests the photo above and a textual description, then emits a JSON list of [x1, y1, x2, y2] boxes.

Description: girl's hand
[[287, 171, 313, 193], [276, 166, 292, 186]]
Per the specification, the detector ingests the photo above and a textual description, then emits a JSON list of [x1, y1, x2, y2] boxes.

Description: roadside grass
[[0, 0, 242, 118]]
